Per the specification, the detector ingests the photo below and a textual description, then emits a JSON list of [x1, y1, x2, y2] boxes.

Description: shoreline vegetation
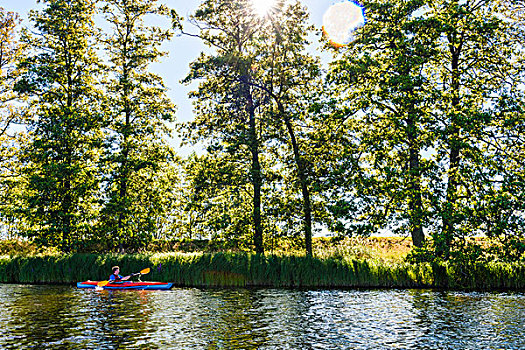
[[1, 238, 524, 290]]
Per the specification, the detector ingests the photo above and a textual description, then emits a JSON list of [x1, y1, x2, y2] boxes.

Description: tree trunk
[[441, 125, 460, 257], [406, 112, 425, 248], [63, 59, 73, 252], [440, 49, 462, 258], [278, 103, 313, 256], [117, 101, 130, 246], [117, 27, 131, 252], [117, 144, 129, 253], [244, 76, 264, 254]]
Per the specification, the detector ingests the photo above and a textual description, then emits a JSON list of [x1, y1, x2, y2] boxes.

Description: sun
[[250, 0, 277, 17]]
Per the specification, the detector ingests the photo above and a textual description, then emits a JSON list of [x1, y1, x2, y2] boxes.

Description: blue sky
[[4, 0, 336, 155]]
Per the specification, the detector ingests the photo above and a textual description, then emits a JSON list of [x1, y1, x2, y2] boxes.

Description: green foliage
[[247, 1, 321, 256], [324, 0, 525, 257], [16, 0, 104, 252], [180, 0, 324, 255], [0, 8, 28, 238], [171, 153, 254, 244], [427, 0, 524, 259], [326, 0, 441, 246], [407, 236, 525, 271], [98, 0, 177, 252], [0, 7, 25, 112], [181, 0, 277, 254]]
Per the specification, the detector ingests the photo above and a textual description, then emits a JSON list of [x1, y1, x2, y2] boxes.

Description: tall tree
[[100, 0, 176, 251], [325, 0, 523, 257], [179, 0, 323, 255], [244, 1, 321, 255], [178, 0, 267, 253], [326, 0, 439, 247], [16, 0, 103, 251], [429, 0, 521, 257]]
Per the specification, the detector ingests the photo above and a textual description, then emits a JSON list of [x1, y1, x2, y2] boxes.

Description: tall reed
[[1, 253, 524, 289]]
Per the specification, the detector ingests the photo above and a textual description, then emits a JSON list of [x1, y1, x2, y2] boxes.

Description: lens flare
[[251, 0, 277, 17], [322, 1, 366, 48]]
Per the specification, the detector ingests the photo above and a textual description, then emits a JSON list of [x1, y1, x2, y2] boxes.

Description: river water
[[0, 285, 524, 349]]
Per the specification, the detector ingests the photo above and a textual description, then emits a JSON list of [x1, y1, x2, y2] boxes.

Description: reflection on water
[[0, 285, 524, 349]]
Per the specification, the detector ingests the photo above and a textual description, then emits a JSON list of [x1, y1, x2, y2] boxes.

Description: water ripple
[[0, 285, 524, 349]]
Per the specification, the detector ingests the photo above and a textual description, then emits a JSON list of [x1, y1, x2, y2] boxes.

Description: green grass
[[1, 252, 524, 290]]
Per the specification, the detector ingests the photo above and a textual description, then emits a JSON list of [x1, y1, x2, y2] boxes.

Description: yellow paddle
[[97, 268, 151, 287]]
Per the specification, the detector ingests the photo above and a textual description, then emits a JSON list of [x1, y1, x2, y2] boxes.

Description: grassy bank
[[0, 236, 413, 260], [1, 252, 524, 290]]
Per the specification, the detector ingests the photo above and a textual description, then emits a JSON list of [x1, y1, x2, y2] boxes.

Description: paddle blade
[[140, 268, 150, 275], [97, 280, 109, 287]]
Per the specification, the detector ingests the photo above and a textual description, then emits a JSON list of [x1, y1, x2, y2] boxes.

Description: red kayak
[[77, 281, 173, 290]]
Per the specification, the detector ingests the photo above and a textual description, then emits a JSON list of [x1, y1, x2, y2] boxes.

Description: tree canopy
[[0, 0, 523, 262]]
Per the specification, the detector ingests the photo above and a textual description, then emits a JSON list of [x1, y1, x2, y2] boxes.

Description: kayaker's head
[[112, 266, 120, 275]]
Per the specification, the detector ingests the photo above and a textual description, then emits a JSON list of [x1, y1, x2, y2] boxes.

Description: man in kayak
[[109, 266, 131, 283]]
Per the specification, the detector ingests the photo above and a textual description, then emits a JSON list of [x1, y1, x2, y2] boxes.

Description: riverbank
[[1, 252, 524, 290]]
